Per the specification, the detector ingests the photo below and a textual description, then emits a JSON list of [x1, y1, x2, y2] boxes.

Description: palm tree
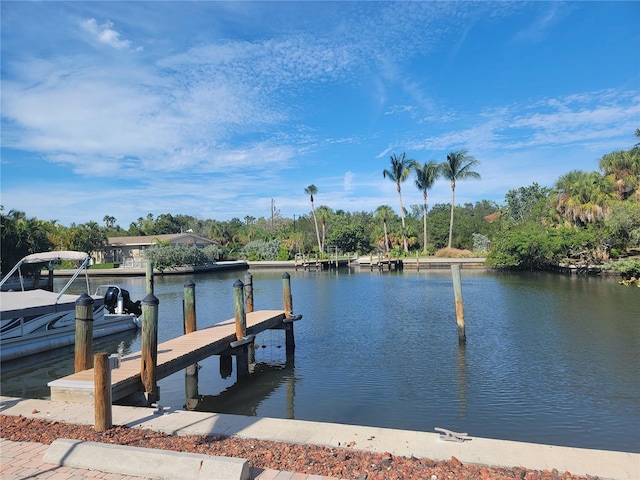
[[304, 184, 322, 253], [440, 150, 481, 248], [374, 205, 395, 255], [598, 150, 640, 201], [554, 170, 617, 226], [383, 153, 417, 253], [414, 161, 440, 254]]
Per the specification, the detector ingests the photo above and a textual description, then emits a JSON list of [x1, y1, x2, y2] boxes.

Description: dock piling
[[183, 280, 197, 334], [232, 280, 250, 377], [451, 264, 466, 344], [140, 293, 159, 402], [145, 261, 154, 294], [74, 294, 94, 372], [94, 352, 112, 431], [282, 272, 295, 351], [244, 272, 254, 313]]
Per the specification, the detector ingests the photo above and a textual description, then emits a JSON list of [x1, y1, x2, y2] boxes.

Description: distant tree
[[0, 210, 54, 273], [503, 183, 551, 224], [304, 184, 323, 253], [598, 150, 640, 201], [554, 170, 616, 226], [440, 150, 481, 248], [374, 205, 395, 255], [383, 152, 417, 253], [103, 215, 116, 228], [413, 161, 440, 253], [69, 221, 107, 256]]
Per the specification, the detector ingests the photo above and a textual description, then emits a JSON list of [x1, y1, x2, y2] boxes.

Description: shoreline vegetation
[[3, 132, 639, 285]]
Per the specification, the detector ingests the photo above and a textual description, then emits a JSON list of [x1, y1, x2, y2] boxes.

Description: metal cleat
[[434, 427, 471, 443]]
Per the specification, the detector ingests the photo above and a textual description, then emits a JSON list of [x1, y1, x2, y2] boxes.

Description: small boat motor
[[104, 286, 142, 316]]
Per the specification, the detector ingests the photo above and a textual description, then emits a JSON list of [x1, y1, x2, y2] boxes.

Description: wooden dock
[[48, 310, 288, 404], [294, 256, 353, 271]]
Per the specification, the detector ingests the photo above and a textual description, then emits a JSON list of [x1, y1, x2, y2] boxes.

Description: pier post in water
[[145, 261, 154, 295], [282, 272, 295, 351], [244, 272, 256, 363], [183, 280, 197, 334], [140, 293, 159, 402], [94, 352, 112, 432], [244, 272, 254, 313], [183, 280, 198, 398], [451, 264, 466, 344], [74, 294, 94, 372], [233, 280, 250, 377]]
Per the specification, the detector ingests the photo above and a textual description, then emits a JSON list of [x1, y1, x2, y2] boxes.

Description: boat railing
[[55, 257, 91, 304]]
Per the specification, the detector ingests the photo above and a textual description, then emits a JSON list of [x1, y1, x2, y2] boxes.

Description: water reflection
[[185, 353, 296, 417]]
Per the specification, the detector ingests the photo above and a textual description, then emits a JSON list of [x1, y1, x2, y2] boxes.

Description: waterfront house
[[95, 233, 217, 267]]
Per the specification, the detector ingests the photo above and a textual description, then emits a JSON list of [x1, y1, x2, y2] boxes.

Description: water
[[1, 268, 638, 453]]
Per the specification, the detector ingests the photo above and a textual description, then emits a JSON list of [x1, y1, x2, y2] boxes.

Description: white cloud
[[80, 18, 136, 50]]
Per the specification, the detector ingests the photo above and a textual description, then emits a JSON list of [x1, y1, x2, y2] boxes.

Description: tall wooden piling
[[233, 279, 249, 377], [145, 261, 154, 295], [74, 294, 94, 372], [416, 252, 420, 272], [140, 293, 159, 401], [244, 272, 254, 313], [233, 280, 247, 340], [282, 272, 295, 350], [183, 280, 197, 334], [94, 352, 112, 431], [451, 264, 466, 344]]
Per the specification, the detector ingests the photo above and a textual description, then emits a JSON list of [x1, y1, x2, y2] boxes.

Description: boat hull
[[0, 303, 140, 362]]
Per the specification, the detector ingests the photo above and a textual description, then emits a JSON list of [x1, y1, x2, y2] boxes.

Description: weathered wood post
[[282, 272, 295, 351], [145, 261, 154, 295], [233, 280, 249, 377], [140, 293, 159, 402], [94, 352, 112, 431], [183, 280, 197, 334], [182, 280, 198, 398], [74, 294, 94, 372], [416, 251, 420, 272], [244, 272, 255, 363], [244, 272, 254, 313], [451, 264, 466, 344]]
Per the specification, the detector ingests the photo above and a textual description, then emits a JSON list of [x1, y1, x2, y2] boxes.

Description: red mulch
[[0, 415, 595, 479]]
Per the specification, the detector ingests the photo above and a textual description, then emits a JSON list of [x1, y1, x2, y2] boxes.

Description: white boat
[[0, 251, 141, 363]]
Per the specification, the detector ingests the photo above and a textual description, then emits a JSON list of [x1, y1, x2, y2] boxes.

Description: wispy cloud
[[512, 3, 571, 43]]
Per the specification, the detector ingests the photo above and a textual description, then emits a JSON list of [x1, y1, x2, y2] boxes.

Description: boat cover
[[0, 290, 87, 315], [19, 251, 89, 264]]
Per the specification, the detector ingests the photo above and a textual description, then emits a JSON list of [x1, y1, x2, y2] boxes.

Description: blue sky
[[1, 1, 639, 228]]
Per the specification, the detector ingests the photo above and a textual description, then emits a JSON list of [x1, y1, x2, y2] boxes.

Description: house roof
[[107, 233, 216, 246]]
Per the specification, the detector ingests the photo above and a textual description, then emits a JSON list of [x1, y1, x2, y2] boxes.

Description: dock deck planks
[[49, 310, 287, 404]]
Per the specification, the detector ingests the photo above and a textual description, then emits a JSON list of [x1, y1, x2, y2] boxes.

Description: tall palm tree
[[414, 161, 440, 254], [383, 153, 417, 253], [304, 184, 322, 253], [374, 205, 396, 255], [440, 150, 481, 248]]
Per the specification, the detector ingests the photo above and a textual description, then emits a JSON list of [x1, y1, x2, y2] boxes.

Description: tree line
[[2, 133, 638, 276]]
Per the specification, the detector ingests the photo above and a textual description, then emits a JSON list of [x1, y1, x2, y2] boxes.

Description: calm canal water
[[1, 267, 638, 453]]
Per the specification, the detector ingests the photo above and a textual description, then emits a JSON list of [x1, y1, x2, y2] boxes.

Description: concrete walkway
[[1, 396, 638, 480], [0, 438, 339, 480]]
